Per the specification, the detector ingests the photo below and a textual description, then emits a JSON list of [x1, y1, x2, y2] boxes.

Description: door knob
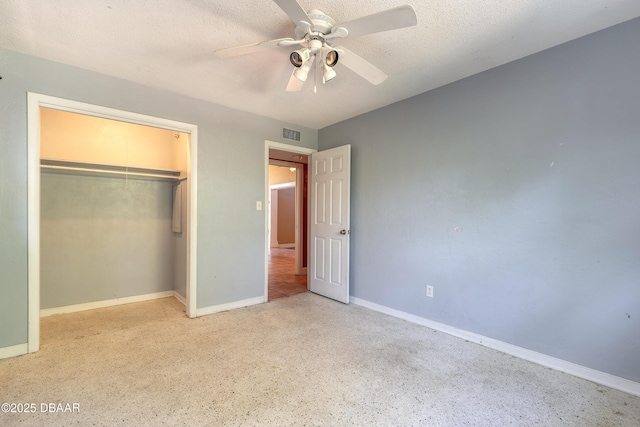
[[340, 229, 349, 235]]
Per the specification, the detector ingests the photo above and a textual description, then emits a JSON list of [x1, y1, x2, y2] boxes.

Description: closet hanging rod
[[41, 164, 182, 181]]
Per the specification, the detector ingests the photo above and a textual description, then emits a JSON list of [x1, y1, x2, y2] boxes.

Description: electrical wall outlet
[[426, 285, 434, 298]]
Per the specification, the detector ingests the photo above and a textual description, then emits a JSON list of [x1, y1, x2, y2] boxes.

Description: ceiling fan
[[214, 0, 418, 92]]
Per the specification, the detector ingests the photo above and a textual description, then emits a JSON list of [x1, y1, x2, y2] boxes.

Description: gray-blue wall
[[0, 48, 317, 348], [319, 18, 640, 382], [40, 173, 175, 308]]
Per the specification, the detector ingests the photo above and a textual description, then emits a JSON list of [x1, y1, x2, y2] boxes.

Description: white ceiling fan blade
[[333, 5, 417, 38], [278, 38, 307, 47], [214, 38, 294, 58], [273, 0, 312, 26], [286, 69, 305, 92], [336, 46, 388, 85]]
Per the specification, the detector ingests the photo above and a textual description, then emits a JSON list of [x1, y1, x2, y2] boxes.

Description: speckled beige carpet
[[1, 293, 638, 426]]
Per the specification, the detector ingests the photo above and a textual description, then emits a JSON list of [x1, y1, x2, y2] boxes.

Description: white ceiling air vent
[[282, 127, 301, 142]]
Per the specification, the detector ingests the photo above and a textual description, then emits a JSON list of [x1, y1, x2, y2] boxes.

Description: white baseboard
[[173, 291, 187, 306], [196, 296, 264, 317], [350, 297, 640, 397], [0, 343, 28, 360], [40, 291, 175, 317]]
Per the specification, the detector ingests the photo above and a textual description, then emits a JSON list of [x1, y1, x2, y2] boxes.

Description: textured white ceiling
[[2, 1, 639, 129]]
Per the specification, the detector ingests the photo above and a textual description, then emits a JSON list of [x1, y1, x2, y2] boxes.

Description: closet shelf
[[40, 158, 183, 182]]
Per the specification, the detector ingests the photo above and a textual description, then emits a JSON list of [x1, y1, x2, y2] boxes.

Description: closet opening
[[27, 93, 198, 353]]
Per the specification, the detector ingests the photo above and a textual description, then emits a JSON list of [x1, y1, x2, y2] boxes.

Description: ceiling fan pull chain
[[314, 53, 318, 93]]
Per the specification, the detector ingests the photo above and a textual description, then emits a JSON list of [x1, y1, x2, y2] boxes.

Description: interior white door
[[309, 144, 351, 303]]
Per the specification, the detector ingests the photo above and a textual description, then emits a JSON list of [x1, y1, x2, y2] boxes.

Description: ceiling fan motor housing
[[294, 10, 336, 39]]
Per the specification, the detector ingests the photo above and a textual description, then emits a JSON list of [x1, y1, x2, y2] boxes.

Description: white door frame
[[27, 93, 199, 353], [264, 141, 316, 302]]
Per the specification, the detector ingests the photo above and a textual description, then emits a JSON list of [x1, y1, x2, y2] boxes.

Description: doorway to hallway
[[265, 141, 315, 302], [264, 140, 352, 304]]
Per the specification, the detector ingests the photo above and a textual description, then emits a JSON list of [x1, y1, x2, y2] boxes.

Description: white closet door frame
[[27, 93, 199, 353]]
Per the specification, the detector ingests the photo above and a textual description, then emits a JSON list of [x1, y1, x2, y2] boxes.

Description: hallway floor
[[268, 247, 307, 300]]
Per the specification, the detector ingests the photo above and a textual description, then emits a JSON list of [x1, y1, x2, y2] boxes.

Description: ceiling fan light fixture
[[323, 49, 339, 67], [293, 57, 314, 82], [323, 63, 337, 83], [289, 49, 310, 67]]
